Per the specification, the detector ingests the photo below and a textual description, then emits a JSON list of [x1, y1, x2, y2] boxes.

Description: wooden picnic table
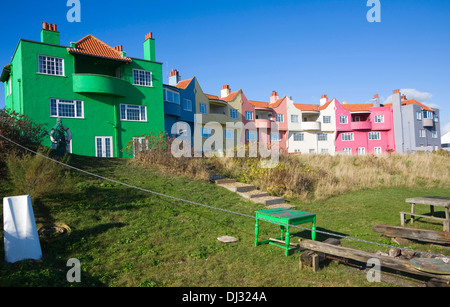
[[402, 197, 450, 232]]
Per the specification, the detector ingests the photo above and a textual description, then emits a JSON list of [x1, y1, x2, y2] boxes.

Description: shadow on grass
[[292, 227, 348, 242], [0, 222, 127, 287]]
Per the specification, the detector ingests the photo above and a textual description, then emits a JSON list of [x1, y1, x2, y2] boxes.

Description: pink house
[[335, 94, 395, 155]]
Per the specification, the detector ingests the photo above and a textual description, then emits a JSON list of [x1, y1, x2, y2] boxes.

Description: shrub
[[0, 108, 48, 174], [5, 147, 72, 201], [125, 132, 211, 181]]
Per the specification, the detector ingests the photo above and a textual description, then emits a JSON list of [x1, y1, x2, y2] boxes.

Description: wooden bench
[[403, 197, 450, 232]]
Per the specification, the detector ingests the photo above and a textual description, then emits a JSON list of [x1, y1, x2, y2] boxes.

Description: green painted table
[[255, 208, 316, 256]]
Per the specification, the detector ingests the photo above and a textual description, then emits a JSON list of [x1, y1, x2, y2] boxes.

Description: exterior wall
[[286, 97, 302, 153], [318, 99, 337, 154], [403, 105, 441, 151], [270, 98, 288, 152], [5, 38, 164, 158], [335, 101, 395, 155]]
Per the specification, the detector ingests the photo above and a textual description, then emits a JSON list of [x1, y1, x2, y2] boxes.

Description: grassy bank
[[0, 153, 448, 287], [211, 151, 450, 201]]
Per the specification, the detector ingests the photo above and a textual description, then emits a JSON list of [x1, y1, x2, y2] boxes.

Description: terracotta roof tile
[[269, 97, 287, 108], [342, 103, 373, 112], [67, 35, 132, 62], [294, 104, 319, 111], [248, 100, 270, 108], [384, 99, 434, 112], [175, 77, 194, 90]]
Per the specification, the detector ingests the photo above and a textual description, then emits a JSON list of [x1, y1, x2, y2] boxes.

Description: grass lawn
[[0, 155, 449, 287]]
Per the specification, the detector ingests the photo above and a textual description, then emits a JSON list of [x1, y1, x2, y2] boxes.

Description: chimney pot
[[374, 94, 379, 98], [222, 85, 230, 90], [271, 91, 278, 97]]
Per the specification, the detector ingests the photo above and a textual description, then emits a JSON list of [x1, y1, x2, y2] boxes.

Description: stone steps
[[210, 170, 294, 209]]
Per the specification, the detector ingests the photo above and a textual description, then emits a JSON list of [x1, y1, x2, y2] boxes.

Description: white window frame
[[275, 114, 284, 122], [321, 148, 328, 154], [182, 98, 192, 111], [374, 115, 384, 123], [358, 147, 366, 155], [50, 98, 84, 118], [341, 132, 354, 141], [423, 111, 433, 119], [374, 147, 382, 155], [343, 148, 352, 155], [164, 88, 180, 104], [368, 132, 381, 140], [317, 133, 327, 141], [419, 129, 426, 138], [95, 136, 113, 158], [293, 132, 304, 141], [199, 103, 207, 114], [291, 115, 298, 123], [38, 55, 65, 76], [323, 116, 331, 124], [120, 104, 147, 122], [431, 130, 438, 139], [133, 69, 153, 87], [339, 116, 348, 124], [416, 111, 422, 120], [245, 111, 254, 121], [270, 132, 281, 142]]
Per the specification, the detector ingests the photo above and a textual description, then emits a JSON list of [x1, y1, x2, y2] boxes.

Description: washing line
[[0, 133, 446, 259]]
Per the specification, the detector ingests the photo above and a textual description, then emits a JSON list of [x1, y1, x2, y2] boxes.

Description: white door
[[95, 137, 113, 158]]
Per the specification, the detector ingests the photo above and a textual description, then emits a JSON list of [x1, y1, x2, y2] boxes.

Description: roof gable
[[67, 35, 132, 62]]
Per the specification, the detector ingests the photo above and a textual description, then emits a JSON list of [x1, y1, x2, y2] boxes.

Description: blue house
[[163, 69, 196, 142]]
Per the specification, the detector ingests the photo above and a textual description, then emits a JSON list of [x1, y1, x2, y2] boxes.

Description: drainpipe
[[113, 103, 120, 158], [17, 78, 22, 114]]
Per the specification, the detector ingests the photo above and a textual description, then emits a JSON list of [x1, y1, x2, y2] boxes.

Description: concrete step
[[214, 178, 236, 184], [250, 195, 285, 206], [237, 190, 270, 200], [209, 173, 226, 181], [218, 182, 256, 193]]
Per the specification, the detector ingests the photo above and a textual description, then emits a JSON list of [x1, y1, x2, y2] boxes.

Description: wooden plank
[[298, 240, 450, 281], [405, 197, 450, 207], [400, 212, 447, 222], [373, 224, 450, 244]]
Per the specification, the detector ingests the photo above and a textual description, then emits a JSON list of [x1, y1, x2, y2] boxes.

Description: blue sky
[[1, 0, 449, 134]]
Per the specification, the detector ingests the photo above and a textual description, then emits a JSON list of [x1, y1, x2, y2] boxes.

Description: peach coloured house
[[247, 91, 289, 152]]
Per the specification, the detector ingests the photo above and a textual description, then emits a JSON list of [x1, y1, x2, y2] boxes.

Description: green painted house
[[1, 22, 165, 158]]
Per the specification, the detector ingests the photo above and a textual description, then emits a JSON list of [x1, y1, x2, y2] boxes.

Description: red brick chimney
[[168, 69, 180, 86], [270, 91, 279, 104]]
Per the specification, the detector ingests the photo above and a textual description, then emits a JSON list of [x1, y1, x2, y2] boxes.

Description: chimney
[[143, 32, 155, 61], [41, 22, 60, 45], [401, 94, 407, 101], [169, 69, 181, 86], [373, 94, 380, 108], [221, 85, 231, 98], [320, 94, 328, 106], [270, 91, 279, 104]]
